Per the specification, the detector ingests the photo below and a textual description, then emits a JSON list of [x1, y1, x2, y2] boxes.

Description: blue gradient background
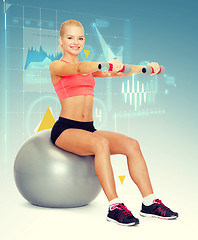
[[1, 0, 197, 178], [0, 0, 197, 238]]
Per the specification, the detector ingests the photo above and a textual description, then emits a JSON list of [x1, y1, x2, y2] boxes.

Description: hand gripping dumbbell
[[98, 62, 132, 74], [142, 65, 165, 75]]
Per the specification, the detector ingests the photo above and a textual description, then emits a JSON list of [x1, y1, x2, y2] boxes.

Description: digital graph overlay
[[2, 1, 177, 176], [122, 74, 158, 111], [4, 3, 176, 139], [4, 3, 129, 135]]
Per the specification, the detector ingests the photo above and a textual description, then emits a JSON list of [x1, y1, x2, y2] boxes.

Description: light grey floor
[[1, 154, 197, 240]]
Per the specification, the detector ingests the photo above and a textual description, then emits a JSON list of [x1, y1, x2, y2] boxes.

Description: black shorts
[[51, 117, 97, 145]]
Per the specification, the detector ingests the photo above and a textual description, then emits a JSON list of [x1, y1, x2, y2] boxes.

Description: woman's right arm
[[49, 60, 100, 76]]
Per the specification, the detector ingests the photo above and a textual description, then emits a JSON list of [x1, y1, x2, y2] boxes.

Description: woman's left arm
[[93, 61, 160, 78]]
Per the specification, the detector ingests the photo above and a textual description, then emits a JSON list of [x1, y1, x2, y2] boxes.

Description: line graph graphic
[[24, 46, 62, 69], [23, 46, 62, 91]]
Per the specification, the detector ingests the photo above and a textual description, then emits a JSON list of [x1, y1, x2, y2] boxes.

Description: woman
[[50, 19, 178, 226]]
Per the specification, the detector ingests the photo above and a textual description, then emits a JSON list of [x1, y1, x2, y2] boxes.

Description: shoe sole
[[139, 212, 178, 220], [106, 217, 139, 226]]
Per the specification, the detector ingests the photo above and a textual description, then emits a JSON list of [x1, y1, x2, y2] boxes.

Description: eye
[[68, 37, 72, 39], [79, 38, 84, 40]]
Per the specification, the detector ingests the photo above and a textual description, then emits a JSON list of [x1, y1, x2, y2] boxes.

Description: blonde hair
[[59, 19, 84, 52]]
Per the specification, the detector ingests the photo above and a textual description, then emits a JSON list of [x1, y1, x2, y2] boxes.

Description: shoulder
[[49, 60, 68, 76], [49, 60, 57, 72], [49, 60, 62, 70]]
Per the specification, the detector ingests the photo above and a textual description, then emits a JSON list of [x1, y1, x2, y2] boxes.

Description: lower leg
[[94, 150, 118, 201], [95, 145, 140, 226], [127, 144, 154, 198]]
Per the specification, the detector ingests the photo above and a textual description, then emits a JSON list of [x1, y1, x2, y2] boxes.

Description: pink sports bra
[[53, 59, 95, 101]]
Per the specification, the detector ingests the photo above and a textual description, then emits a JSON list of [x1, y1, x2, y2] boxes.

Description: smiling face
[[59, 25, 85, 56]]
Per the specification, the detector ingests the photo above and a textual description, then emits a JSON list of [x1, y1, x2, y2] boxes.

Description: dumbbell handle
[[98, 62, 132, 74], [142, 65, 165, 75]]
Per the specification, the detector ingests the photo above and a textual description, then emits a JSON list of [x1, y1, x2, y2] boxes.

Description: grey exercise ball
[[14, 129, 101, 208]]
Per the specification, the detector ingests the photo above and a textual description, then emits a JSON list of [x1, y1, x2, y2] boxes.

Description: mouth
[[70, 46, 80, 50]]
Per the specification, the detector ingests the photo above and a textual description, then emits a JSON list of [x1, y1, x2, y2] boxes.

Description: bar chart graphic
[[122, 74, 158, 110]]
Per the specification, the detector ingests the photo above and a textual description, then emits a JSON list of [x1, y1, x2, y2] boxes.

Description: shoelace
[[153, 199, 170, 211], [117, 204, 132, 216]]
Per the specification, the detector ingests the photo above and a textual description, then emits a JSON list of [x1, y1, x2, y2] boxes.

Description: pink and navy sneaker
[[106, 203, 139, 226], [140, 199, 178, 220]]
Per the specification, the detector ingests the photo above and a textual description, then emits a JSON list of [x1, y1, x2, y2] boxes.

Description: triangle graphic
[[84, 50, 90, 58], [6, 3, 12, 12], [94, 26, 123, 62], [37, 107, 55, 132], [118, 175, 126, 184]]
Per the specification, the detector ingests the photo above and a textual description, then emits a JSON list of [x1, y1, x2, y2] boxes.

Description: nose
[[73, 38, 79, 45]]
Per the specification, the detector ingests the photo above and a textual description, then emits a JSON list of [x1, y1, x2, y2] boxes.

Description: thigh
[[93, 130, 135, 155], [55, 128, 106, 156]]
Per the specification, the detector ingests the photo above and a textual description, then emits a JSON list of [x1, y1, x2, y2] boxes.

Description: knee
[[95, 137, 110, 153], [127, 138, 140, 153]]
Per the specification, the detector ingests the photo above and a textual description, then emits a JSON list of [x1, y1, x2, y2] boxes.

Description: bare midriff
[[59, 95, 94, 122]]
